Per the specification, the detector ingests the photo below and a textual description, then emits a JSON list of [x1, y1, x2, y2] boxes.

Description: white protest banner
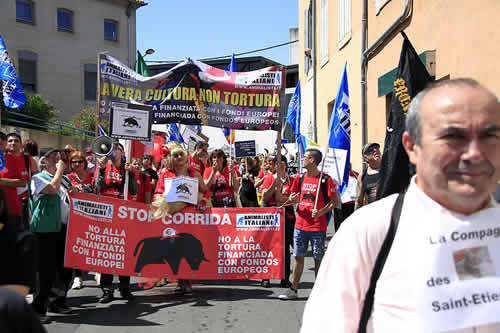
[[163, 176, 199, 205], [321, 148, 348, 185], [416, 207, 500, 332]]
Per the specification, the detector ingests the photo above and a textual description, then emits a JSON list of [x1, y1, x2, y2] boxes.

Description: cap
[[39, 147, 59, 160], [362, 143, 380, 155]]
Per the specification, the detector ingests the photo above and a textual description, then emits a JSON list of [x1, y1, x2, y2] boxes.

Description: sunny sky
[[136, 1, 298, 66], [137, 1, 299, 152]]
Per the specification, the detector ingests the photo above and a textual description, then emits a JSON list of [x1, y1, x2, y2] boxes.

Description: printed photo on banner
[[163, 176, 199, 205], [109, 102, 152, 141], [98, 54, 286, 131]]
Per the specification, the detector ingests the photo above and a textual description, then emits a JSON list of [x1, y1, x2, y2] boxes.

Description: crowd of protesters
[[0, 129, 364, 328]]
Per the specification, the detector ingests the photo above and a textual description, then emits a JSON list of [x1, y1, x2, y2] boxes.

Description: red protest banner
[[65, 193, 284, 280]]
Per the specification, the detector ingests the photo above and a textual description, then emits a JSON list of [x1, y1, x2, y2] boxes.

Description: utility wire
[[145, 40, 299, 64]]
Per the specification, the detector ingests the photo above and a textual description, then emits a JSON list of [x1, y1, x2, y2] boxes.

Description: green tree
[[1, 94, 56, 130], [67, 107, 97, 134]]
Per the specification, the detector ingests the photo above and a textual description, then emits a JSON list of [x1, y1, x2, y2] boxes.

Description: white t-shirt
[[30, 171, 70, 224], [301, 178, 500, 333]]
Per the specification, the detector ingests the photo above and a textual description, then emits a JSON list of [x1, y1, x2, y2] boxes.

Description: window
[[84, 64, 97, 101], [320, 0, 328, 61], [304, 4, 312, 74], [16, 0, 34, 24], [104, 20, 118, 41], [57, 8, 73, 32], [17, 50, 37, 92], [338, 0, 351, 49]]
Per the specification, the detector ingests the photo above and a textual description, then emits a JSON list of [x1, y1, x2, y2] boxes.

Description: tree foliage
[[66, 107, 97, 134], [1, 94, 56, 130]]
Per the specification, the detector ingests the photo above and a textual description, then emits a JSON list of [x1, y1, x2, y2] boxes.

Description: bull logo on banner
[[133, 233, 209, 275]]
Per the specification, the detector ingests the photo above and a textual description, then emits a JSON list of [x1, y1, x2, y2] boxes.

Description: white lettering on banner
[[235, 213, 280, 229], [416, 207, 500, 332], [216, 234, 280, 275]]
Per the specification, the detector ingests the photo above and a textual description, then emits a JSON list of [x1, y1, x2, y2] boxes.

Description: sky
[[136, 1, 298, 66], [137, 1, 299, 152]]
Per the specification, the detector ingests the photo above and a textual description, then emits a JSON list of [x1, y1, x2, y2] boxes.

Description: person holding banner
[[279, 148, 338, 300], [261, 155, 294, 288], [204, 150, 239, 208], [94, 142, 138, 304], [153, 142, 206, 294], [301, 79, 500, 332]]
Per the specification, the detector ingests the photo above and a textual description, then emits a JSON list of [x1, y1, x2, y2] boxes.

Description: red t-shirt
[[233, 165, 241, 177], [155, 169, 195, 195], [131, 170, 152, 203], [189, 155, 204, 175], [93, 163, 125, 198], [203, 166, 232, 201], [291, 173, 337, 232], [261, 174, 293, 206], [67, 172, 92, 191], [0, 154, 29, 216], [257, 169, 272, 193]]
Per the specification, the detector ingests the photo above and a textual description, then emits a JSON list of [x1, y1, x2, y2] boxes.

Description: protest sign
[[415, 207, 500, 331], [65, 193, 284, 280], [109, 102, 152, 141], [321, 148, 348, 185], [98, 54, 286, 131], [163, 176, 199, 205], [182, 125, 206, 153], [234, 140, 256, 159]]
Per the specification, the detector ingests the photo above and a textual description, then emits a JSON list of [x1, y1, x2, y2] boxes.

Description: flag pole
[[96, 53, 102, 137], [313, 146, 327, 211]]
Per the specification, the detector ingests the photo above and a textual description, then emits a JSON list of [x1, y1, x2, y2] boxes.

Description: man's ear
[[402, 131, 418, 165]]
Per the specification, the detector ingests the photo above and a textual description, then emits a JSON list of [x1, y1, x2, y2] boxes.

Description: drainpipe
[[312, 0, 318, 142], [360, 0, 412, 147], [126, 3, 133, 68]]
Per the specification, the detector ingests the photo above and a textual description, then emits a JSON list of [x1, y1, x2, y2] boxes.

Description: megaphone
[[91, 136, 114, 157]]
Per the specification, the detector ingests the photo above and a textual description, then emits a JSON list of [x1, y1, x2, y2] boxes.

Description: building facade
[[298, 0, 500, 170], [0, 0, 145, 121]]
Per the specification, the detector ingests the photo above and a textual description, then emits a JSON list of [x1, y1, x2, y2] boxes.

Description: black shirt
[[142, 168, 159, 181], [239, 167, 259, 207]]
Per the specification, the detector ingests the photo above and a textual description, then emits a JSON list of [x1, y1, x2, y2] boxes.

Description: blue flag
[[192, 125, 201, 133], [0, 150, 5, 171], [327, 63, 350, 194], [286, 81, 303, 157], [97, 124, 107, 136], [0, 35, 26, 109], [166, 123, 183, 143], [225, 52, 236, 72]]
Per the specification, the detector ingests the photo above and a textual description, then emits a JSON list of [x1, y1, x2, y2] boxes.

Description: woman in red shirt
[[131, 158, 152, 204], [153, 142, 206, 294], [67, 151, 93, 192], [203, 149, 239, 208]]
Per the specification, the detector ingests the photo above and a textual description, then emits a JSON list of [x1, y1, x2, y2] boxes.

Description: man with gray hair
[[301, 79, 500, 332]]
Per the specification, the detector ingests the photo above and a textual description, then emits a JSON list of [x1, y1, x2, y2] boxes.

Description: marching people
[[93, 141, 138, 303], [204, 149, 239, 208], [301, 79, 500, 332], [0, 133, 30, 231], [67, 151, 94, 290], [23, 138, 40, 175], [141, 154, 158, 193], [30, 148, 77, 323], [189, 141, 209, 176], [355, 142, 381, 209], [153, 142, 207, 294], [61, 145, 76, 175], [261, 155, 295, 289], [278, 148, 338, 300]]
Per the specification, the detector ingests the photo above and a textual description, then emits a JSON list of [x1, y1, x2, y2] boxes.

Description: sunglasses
[[71, 160, 84, 165], [365, 145, 380, 154]]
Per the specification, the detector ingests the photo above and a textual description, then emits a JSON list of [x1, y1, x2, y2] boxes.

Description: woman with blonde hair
[[152, 142, 207, 294]]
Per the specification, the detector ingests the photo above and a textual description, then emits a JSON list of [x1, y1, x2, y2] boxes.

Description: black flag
[[376, 32, 433, 200]]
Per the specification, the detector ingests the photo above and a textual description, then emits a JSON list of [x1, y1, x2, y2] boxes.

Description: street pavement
[[43, 223, 336, 333]]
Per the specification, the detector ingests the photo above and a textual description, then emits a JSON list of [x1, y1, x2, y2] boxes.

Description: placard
[[235, 140, 256, 159], [181, 126, 206, 153], [321, 148, 348, 185], [163, 176, 199, 205], [109, 102, 152, 140]]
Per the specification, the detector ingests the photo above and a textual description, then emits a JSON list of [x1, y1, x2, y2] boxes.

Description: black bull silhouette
[[302, 193, 316, 202], [133, 233, 209, 274]]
